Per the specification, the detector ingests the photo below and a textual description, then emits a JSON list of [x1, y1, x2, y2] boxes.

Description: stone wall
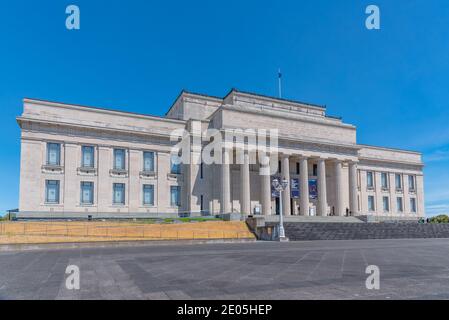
[[283, 222, 449, 241]]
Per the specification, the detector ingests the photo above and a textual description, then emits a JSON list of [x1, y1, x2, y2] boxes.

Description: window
[[367, 172, 374, 189], [170, 186, 181, 207], [382, 196, 389, 212], [396, 197, 403, 213], [296, 162, 300, 175], [45, 180, 60, 204], [408, 175, 416, 191], [395, 174, 402, 190], [410, 198, 417, 213], [368, 195, 375, 212], [47, 143, 61, 166], [313, 164, 318, 176], [143, 184, 154, 206], [381, 172, 388, 189], [170, 154, 181, 174], [80, 182, 94, 204], [81, 146, 94, 168], [113, 149, 126, 170], [143, 151, 155, 172], [113, 183, 125, 204]]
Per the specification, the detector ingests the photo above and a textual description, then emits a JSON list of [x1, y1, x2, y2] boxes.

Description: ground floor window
[[80, 181, 94, 204], [382, 196, 389, 212], [368, 195, 375, 212], [410, 198, 417, 213], [45, 180, 60, 204], [143, 184, 154, 206], [396, 197, 403, 213], [170, 186, 181, 207], [113, 183, 125, 205]]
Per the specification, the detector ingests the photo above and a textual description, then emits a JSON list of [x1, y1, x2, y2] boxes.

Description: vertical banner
[[271, 176, 280, 198], [291, 178, 299, 198], [309, 179, 318, 199]]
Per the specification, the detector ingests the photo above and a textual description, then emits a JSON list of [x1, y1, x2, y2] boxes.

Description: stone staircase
[[283, 222, 449, 241], [264, 215, 363, 223]]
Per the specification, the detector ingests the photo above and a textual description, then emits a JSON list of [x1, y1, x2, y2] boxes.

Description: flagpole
[[278, 68, 282, 98]]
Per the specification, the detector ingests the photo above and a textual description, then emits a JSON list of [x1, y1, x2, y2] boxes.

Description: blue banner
[[271, 176, 280, 198], [291, 178, 299, 198], [309, 179, 318, 199]]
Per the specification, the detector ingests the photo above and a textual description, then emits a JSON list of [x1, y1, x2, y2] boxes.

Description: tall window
[[381, 172, 388, 189], [45, 180, 60, 204], [81, 146, 94, 168], [80, 182, 94, 204], [367, 172, 374, 189], [113, 183, 125, 204], [170, 154, 181, 174], [410, 198, 417, 213], [368, 195, 375, 212], [170, 186, 181, 207], [143, 151, 155, 172], [296, 162, 300, 175], [408, 175, 416, 191], [114, 149, 126, 170], [382, 196, 389, 212], [396, 197, 403, 213], [47, 143, 61, 166], [395, 174, 402, 190], [313, 164, 318, 176], [143, 184, 154, 206]]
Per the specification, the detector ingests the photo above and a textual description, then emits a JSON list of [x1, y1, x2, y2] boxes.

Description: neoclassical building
[[17, 89, 425, 219]]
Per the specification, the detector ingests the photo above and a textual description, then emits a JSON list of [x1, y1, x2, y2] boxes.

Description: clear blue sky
[[1, 0, 448, 216]]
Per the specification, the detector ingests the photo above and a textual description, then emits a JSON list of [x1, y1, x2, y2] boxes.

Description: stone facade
[[17, 89, 425, 218]]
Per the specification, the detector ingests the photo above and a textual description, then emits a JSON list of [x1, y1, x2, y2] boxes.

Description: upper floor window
[[113, 183, 125, 205], [368, 195, 375, 212], [170, 154, 181, 175], [408, 175, 416, 191], [143, 184, 154, 206], [381, 172, 388, 189], [397, 197, 403, 213], [367, 172, 374, 189], [113, 149, 126, 170], [45, 180, 60, 204], [47, 143, 61, 166], [410, 198, 417, 213], [170, 186, 181, 207], [80, 181, 94, 204], [143, 151, 155, 172], [81, 146, 94, 168], [395, 174, 402, 190]]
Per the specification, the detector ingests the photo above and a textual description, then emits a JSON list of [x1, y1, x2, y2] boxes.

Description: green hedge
[[429, 215, 449, 224]]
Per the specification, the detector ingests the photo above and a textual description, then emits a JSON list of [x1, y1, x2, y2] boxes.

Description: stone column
[[260, 154, 272, 216], [281, 155, 291, 216], [334, 160, 344, 216], [299, 156, 309, 216], [240, 152, 251, 215], [317, 158, 327, 216], [348, 161, 358, 216], [221, 149, 231, 214]]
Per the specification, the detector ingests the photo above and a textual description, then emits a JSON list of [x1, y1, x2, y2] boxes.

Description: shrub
[[429, 214, 449, 224]]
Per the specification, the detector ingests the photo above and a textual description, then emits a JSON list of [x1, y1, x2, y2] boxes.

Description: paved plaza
[[1, 239, 449, 300]]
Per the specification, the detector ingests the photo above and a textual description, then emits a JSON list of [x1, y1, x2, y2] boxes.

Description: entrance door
[[275, 197, 280, 215]]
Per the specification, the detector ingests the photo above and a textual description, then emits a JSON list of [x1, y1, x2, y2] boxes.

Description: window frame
[[381, 172, 389, 190], [368, 195, 375, 212], [410, 198, 417, 213], [142, 184, 155, 206], [170, 154, 181, 175], [367, 171, 374, 189], [80, 181, 94, 205], [81, 146, 95, 168], [382, 196, 389, 212], [170, 186, 181, 207], [143, 151, 155, 173], [45, 180, 60, 204], [113, 149, 126, 170], [112, 183, 126, 205], [46, 143, 61, 166], [396, 197, 403, 213]]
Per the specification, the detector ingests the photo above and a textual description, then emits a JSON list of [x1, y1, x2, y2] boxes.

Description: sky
[[0, 0, 448, 217]]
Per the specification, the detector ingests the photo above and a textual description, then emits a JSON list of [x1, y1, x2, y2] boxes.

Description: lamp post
[[272, 178, 289, 242]]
